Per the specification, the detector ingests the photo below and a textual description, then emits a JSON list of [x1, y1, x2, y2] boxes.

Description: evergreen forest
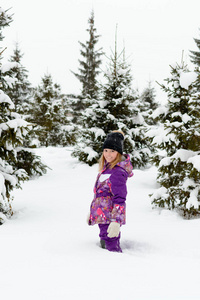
[[1, 7, 200, 223]]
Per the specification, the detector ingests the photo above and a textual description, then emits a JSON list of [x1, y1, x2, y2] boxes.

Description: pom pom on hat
[[103, 131, 124, 155]]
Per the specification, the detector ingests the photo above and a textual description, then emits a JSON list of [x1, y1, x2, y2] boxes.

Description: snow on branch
[[90, 127, 105, 139], [0, 89, 14, 109], [179, 71, 197, 89], [1, 62, 19, 73], [188, 155, 200, 172], [84, 147, 98, 161], [159, 149, 200, 171]]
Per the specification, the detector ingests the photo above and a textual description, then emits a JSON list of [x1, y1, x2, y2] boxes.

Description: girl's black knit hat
[[103, 132, 124, 155]]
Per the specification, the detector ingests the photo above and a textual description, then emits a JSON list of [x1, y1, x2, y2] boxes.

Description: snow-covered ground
[[1, 147, 200, 300]]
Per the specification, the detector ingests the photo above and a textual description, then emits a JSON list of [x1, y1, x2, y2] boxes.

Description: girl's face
[[103, 149, 118, 163]]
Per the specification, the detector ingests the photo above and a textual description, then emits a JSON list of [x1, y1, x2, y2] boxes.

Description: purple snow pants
[[98, 224, 122, 252]]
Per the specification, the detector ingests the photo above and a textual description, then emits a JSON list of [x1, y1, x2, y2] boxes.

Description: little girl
[[88, 130, 133, 252]]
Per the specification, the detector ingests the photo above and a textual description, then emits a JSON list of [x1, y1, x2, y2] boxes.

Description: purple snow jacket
[[88, 154, 133, 226]]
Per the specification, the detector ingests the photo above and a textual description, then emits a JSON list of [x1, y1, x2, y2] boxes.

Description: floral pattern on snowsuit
[[89, 154, 133, 226]]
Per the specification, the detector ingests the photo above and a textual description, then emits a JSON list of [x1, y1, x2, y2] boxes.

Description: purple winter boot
[[98, 224, 122, 253]]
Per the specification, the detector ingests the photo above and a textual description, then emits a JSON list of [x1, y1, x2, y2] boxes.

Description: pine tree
[[190, 28, 200, 67], [139, 82, 158, 125], [72, 39, 152, 168], [0, 7, 47, 224], [72, 10, 103, 99], [190, 29, 200, 105], [150, 61, 200, 217], [0, 7, 12, 44], [3, 42, 33, 117], [0, 7, 12, 85], [29, 73, 76, 147]]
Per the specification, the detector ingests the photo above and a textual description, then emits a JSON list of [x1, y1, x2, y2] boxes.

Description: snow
[[0, 119, 29, 139], [171, 112, 192, 124], [182, 178, 196, 189], [2, 75, 17, 88], [171, 149, 198, 162], [1, 147, 200, 300], [186, 188, 199, 210], [2, 172, 17, 187], [0, 89, 14, 109], [84, 146, 98, 160], [182, 113, 192, 123], [0, 172, 6, 202], [99, 100, 108, 108], [61, 124, 75, 131], [159, 156, 171, 167], [90, 127, 106, 139], [149, 186, 168, 200], [188, 155, 200, 172], [151, 105, 168, 118], [169, 121, 182, 128], [158, 149, 200, 169], [179, 71, 197, 89], [149, 125, 177, 146], [169, 97, 181, 103], [1, 62, 19, 73], [133, 112, 144, 124]]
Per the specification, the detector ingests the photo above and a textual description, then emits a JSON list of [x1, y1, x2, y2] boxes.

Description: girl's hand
[[107, 222, 120, 238], [87, 213, 90, 225]]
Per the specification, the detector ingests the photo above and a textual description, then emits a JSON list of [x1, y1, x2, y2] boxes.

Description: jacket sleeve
[[109, 168, 128, 225]]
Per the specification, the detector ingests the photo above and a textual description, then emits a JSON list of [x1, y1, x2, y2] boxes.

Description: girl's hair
[[99, 152, 122, 171], [99, 130, 124, 171]]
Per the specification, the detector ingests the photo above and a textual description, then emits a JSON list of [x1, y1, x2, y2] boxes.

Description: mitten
[[107, 222, 120, 238]]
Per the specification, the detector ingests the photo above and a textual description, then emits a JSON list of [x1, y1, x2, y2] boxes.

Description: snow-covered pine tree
[[0, 7, 13, 85], [0, 7, 47, 224], [190, 29, 200, 109], [59, 93, 77, 146], [139, 81, 158, 125], [150, 60, 200, 217], [1, 42, 35, 148], [190, 28, 200, 67], [0, 88, 29, 224], [29, 73, 76, 147], [0, 8, 28, 223], [3, 42, 33, 117], [102, 46, 152, 168], [72, 10, 103, 99], [70, 10, 103, 127], [72, 39, 152, 168]]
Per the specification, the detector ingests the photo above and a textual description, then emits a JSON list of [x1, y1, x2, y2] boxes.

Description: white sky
[[1, 0, 200, 102]]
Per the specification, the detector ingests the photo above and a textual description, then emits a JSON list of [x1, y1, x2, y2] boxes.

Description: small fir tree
[[139, 82, 158, 125], [150, 61, 200, 217], [3, 42, 33, 117], [73, 41, 152, 168], [29, 73, 76, 147], [72, 10, 103, 99]]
